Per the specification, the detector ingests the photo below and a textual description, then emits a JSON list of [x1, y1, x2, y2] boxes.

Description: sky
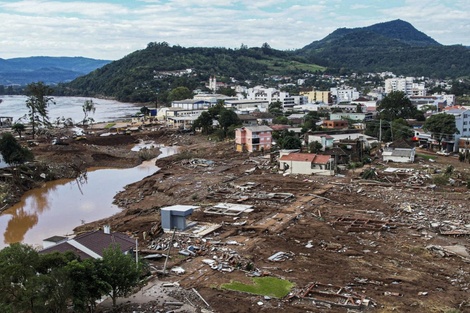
[[0, 0, 469, 61]]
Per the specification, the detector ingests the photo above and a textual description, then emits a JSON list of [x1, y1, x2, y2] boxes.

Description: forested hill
[[59, 42, 324, 102], [298, 19, 470, 78], [0, 56, 110, 85], [59, 20, 470, 103]]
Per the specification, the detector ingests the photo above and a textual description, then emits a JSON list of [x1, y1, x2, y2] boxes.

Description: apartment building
[[385, 77, 426, 97]]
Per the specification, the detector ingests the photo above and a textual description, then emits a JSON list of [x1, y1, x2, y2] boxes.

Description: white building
[[442, 108, 470, 151], [245, 86, 292, 104], [330, 87, 360, 103], [385, 77, 426, 97]]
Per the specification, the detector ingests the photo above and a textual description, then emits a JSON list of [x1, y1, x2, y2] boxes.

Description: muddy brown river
[[0, 146, 178, 249]]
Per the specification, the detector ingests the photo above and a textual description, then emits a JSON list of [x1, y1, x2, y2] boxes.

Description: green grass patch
[[221, 277, 293, 298], [104, 123, 116, 129], [416, 153, 436, 161]]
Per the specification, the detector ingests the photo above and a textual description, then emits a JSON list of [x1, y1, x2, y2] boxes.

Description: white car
[[436, 151, 450, 156]]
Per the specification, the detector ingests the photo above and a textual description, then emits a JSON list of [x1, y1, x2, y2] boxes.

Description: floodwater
[[0, 95, 142, 124], [0, 145, 179, 249]]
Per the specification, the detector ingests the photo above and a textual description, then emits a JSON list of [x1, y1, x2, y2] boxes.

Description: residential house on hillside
[[382, 139, 416, 163], [40, 227, 135, 260], [306, 133, 334, 151], [238, 114, 259, 126], [279, 152, 334, 176], [322, 120, 348, 129], [235, 125, 273, 152], [251, 112, 275, 125], [330, 112, 373, 122]]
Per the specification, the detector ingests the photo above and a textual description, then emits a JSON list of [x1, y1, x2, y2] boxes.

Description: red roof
[[280, 153, 331, 164], [270, 124, 290, 131], [280, 153, 316, 162], [312, 154, 332, 164]]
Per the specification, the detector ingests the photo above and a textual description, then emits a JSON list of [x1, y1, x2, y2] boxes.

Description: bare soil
[[8, 128, 470, 313]]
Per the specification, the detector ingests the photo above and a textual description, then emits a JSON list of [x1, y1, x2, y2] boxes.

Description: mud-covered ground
[[4, 127, 470, 313]]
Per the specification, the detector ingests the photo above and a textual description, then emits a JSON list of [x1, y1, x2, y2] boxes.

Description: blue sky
[[0, 0, 468, 60]]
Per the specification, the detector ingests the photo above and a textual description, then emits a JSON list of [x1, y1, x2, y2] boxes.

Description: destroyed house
[[39, 228, 135, 259], [382, 139, 416, 163], [161, 205, 197, 231], [279, 152, 335, 176]]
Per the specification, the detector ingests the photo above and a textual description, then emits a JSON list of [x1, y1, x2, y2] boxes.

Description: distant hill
[[298, 19, 470, 77], [55, 20, 469, 103], [0, 56, 111, 86], [60, 42, 324, 103]]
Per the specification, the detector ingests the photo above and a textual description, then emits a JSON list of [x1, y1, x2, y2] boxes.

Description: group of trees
[[365, 90, 458, 145], [0, 243, 143, 313], [192, 102, 241, 139], [0, 82, 98, 167]]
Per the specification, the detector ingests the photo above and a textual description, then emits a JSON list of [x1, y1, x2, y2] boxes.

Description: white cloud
[[0, 0, 468, 60]]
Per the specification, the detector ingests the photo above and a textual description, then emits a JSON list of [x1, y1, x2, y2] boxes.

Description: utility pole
[[379, 119, 382, 144]]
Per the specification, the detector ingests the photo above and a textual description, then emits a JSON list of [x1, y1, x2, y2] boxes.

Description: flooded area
[[0, 145, 178, 249], [0, 95, 142, 124]]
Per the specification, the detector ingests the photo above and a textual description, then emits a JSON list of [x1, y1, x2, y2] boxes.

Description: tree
[[36, 251, 77, 313], [98, 244, 141, 307], [192, 111, 213, 135], [268, 101, 283, 116], [390, 118, 413, 141], [277, 130, 302, 150], [0, 133, 34, 165], [11, 123, 25, 139], [302, 112, 320, 132], [217, 86, 236, 97], [82, 99, 96, 126], [423, 113, 459, 149], [218, 109, 241, 136], [309, 141, 323, 153], [67, 259, 108, 313], [167, 86, 193, 102], [25, 82, 55, 139], [273, 116, 289, 125], [208, 101, 225, 119], [377, 91, 417, 121], [0, 243, 41, 313]]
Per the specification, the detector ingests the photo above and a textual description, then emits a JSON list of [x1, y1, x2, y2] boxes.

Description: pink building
[[235, 126, 273, 152]]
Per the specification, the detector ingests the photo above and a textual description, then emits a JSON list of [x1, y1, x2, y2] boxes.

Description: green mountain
[[298, 19, 469, 77], [58, 20, 469, 103], [59, 42, 324, 102], [0, 56, 111, 86]]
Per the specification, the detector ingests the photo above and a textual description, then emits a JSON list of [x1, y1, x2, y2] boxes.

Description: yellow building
[[300, 90, 332, 104]]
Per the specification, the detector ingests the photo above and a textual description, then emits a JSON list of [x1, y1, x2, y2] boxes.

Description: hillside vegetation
[[58, 42, 324, 102], [54, 20, 470, 102], [298, 20, 470, 78]]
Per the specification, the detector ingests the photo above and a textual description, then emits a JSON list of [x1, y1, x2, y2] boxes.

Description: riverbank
[[0, 126, 183, 212]]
